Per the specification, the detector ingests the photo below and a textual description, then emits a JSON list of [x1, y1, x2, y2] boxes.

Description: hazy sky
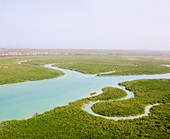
[[0, 0, 170, 50]]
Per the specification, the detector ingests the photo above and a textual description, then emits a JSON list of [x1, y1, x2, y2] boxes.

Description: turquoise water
[[84, 102, 160, 121], [0, 64, 170, 122]]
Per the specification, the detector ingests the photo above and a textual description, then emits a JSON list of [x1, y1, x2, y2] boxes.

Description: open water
[[0, 64, 170, 122]]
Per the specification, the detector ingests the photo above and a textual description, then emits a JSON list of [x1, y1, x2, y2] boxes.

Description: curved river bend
[[0, 64, 170, 122]]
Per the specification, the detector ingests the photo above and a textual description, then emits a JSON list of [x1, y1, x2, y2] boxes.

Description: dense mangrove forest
[[92, 79, 170, 117], [0, 56, 170, 138], [0, 79, 169, 138]]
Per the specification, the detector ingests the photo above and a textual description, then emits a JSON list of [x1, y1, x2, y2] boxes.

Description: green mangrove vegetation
[[90, 92, 97, 95], [0, 58, 64, 85], [92, 100, 144, 117], [3, 55, 170, 85], [0, 79, 170, 138], [92, 79, 170, 117], [89, 87, 127, 101], [25, 56, 170, 75], [0, 55, 170, 138], [0, 54, 170, 85]]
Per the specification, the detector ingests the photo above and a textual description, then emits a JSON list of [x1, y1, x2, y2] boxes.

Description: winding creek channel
[[0, 63, 170, 123]]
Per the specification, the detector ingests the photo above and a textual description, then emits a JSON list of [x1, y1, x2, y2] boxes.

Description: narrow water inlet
[[83, 87, 160, 121], [0, 61, 169, 122]]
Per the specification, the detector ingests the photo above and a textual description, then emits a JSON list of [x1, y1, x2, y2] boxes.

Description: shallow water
[[83, 90, 161, 121], [162, 64, 170, 67], [0, 64, 170, 122]]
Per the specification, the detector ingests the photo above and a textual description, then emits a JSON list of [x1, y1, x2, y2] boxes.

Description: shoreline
[[83, 101, 162, 121], [0, 61, 169, 123], [162, 64, 170, 67], [91, 90, 104, 97]]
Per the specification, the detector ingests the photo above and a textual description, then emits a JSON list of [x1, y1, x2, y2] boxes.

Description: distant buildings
[[0, 49, 50, 56]]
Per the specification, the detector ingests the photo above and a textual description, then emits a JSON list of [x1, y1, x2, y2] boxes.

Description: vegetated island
[[1, 55, 170, 85], [92, 79, 170, 117], [90, 92, 97, 96], [25, 56, 170, 76], [0, 58, 65, 85]]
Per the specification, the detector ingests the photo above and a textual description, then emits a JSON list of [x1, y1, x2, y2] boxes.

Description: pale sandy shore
[[17, 60, 28, 64], [162, 64, 170, 67], [91, 90, 104, 96]]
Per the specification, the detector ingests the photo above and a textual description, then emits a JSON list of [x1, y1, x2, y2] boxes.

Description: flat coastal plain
[[0, 50, 170, 138]]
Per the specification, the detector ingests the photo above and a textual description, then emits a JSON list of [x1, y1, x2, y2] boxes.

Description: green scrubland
[[92, 79, 170, 117], [0, 58, 64, 85], [25, 56, 170, 75], [0, 79, 170, 138], [0, 56, 170, 138], [1, 56, 170, 85]]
